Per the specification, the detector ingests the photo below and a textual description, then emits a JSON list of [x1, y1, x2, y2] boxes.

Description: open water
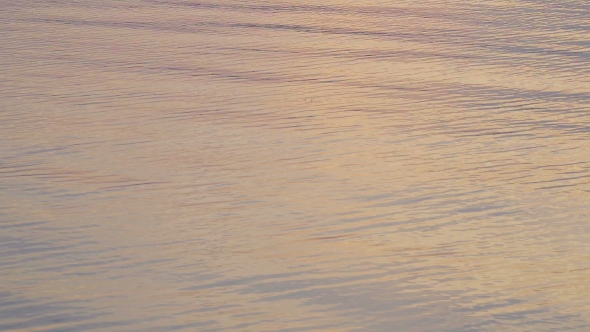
[[1, 0, 590, 331]]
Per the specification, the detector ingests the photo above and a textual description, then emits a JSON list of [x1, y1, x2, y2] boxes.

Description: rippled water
[[1, 0, 590, 331]]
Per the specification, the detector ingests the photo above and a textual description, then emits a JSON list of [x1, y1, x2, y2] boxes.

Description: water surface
[[1, 0, 590, 331]]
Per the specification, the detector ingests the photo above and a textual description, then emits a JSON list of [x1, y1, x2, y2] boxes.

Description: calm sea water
[[1, 0, 590, 331]]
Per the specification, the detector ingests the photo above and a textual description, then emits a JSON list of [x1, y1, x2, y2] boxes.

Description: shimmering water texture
[[1, 0, 590, 331]]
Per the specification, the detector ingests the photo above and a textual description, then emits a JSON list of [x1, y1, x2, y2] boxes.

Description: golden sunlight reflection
[[1, 0, 590, 331]]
